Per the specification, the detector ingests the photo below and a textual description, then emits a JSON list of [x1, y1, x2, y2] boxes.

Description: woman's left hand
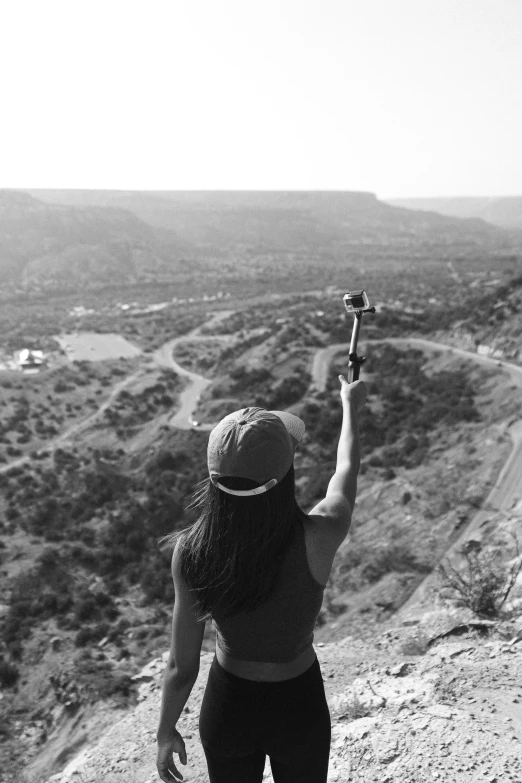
[[156, 729, 187, 782]]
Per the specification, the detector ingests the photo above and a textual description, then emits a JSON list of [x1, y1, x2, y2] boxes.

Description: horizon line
[[4, 187, 522, 200]]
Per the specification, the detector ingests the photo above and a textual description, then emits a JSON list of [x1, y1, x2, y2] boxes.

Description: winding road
[[311, 338, 522, 615], [0, 312, 232, 474], [313, 338, 522, 510], [152, 327, 522, 541], [152, 329, 521, 616], [2, 315, 521, 584], [152, 310, 234, 431], [312, 338, 522, 517], [153, 337, 213, 430]]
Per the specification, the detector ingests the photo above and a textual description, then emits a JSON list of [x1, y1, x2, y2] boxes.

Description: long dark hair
[[159, 466, 298, 621]]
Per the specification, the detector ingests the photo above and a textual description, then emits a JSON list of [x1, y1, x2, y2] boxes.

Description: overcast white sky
[[1, 0, 520, 197]]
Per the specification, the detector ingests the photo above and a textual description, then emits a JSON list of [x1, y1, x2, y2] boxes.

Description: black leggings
[[199, 654, 331, 783]]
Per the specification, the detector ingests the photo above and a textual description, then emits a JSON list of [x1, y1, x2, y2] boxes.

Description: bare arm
[[156, 541, 205, 783], [157, 543, 205, 739], [309, 376, 366, 534], [326, 389, 361, 512]]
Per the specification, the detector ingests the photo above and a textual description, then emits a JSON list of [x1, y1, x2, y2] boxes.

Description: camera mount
[[343, 290, 376, 382]]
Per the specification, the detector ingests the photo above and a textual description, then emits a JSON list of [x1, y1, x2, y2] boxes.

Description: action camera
[[343, 290, 371, 313]]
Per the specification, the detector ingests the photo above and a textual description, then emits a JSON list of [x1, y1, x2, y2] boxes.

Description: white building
[[16, 349, 45, 371]]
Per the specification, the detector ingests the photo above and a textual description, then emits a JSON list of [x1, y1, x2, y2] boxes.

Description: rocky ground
[[32, 606, 522, 783]]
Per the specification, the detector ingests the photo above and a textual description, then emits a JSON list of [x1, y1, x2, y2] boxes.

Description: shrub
[[74, 628, 93, 647], [104, 576, 123, 596], [27, 498, 61, 537], [361, 542, 431, 584], [340, 690, 374, 721], [5, 560, 74, 642], [89, 669, 134, 700], [74, 597, 99, 622], [269, 372, 310, 408], [74, 621, 110, 648], [437, 536, 522, 617], [70, 540, 97, 561], [147, 449, 188, 474], [104, 604, 120, 621], [141, 557, 173, 603], [0, 659, 19, 688]]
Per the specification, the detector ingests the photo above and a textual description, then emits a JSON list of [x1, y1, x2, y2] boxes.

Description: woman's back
[[213, 506, 345, 681], [212, 510, 326, 664]]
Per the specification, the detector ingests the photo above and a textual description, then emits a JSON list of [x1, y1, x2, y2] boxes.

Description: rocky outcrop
[[41, 609, 522, 783]]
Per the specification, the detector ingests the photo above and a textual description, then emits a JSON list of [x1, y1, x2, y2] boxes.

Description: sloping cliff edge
[[34, 606, 522, 783]]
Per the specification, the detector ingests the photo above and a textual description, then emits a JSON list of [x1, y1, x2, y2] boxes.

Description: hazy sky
[[1, 0, 521, 197]]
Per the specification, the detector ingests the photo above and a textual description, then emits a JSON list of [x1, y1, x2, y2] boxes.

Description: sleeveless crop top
[[211, 511, 326, 663]]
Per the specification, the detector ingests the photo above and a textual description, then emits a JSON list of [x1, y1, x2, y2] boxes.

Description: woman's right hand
[[338, 376, 367, 411]]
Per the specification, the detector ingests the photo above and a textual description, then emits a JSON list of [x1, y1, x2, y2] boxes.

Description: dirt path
[[0, 311, 235, 474], [57, 369, 147, 442], [0, 368, 146, 475]]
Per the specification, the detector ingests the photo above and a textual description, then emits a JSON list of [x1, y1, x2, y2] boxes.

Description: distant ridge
[[386, 195, 522, 230], [0, 188, 518, 295], [0, 190, 190, 292], [27, 188, 507, 242]]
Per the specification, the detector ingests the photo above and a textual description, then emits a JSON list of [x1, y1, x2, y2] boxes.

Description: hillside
[[33, 606, 522, 783], [387, 195, 522, 230], [422, 274, 522, 362], [0, 281, 521, 782], [0, 191, 191, 294], [24, 190, 522, 292], [29, 189, 514, 250]]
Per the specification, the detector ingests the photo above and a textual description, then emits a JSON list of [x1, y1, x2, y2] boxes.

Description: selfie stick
[[343, 290, 376, 382]]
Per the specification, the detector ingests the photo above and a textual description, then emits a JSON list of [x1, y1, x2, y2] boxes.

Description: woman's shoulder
[[299, 506, 345, 555], [170, 537, 182, 575], [298, 510, 338, 587], [170, 534, 188, 577]]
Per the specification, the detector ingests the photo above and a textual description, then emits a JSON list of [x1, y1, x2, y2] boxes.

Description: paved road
[[153, 310, 234, 431], [399, 418, 522, 616], [312, 337, 522, 392], [313, 338, 522, 513], [312, 338, 522, 516], [153, 337, 214, 431], [4, 315, 521, 567]]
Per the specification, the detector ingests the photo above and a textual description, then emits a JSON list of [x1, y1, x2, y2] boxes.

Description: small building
[[16, 349, 45, 372]]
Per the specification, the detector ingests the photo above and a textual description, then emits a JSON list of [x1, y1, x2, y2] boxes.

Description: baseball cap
[[207, 406, 306, 497]]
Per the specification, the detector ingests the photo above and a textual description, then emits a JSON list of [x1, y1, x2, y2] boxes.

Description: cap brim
[[270, 410, 306, 446]]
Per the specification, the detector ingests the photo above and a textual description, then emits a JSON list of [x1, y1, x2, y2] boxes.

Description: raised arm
[[309, 376, 366, 539]]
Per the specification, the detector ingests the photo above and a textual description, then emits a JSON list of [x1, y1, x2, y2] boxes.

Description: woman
[[156, 374, 366, 783]]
